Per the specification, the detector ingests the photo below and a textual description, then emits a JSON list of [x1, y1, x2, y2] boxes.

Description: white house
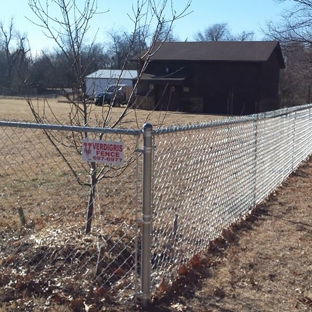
[[85, 69, 137, 97]]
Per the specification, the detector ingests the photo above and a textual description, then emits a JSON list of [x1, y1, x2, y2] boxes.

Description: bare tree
[[153, 21, 180, 42], [0, 18, 30, 94], [232, 30, 254, 41], [194, 23, 231, 41], [267, 0, 312, 44], [278, 43, 312, 106], [27, 0, 192, 234], [107, 28, 148, 69], [265, 0, 312, 106], [194, 22, 254, 41]]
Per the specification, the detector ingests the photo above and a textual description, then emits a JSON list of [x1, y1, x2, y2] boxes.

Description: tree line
[[265, 0, 312, 107], [0, 18, 147, 96], [0, 15, 255, 97]]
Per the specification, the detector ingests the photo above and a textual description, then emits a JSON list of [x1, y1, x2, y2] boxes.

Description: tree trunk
[[85, 162, 97, 234]]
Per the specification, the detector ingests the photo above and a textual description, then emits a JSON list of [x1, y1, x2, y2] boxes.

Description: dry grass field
[[1, 97, 312, 311], [0, 96, 224, 232], [0, 96, 223, 127]]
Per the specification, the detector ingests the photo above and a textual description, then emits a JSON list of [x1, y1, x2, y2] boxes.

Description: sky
[[0, 0, 295, 55]]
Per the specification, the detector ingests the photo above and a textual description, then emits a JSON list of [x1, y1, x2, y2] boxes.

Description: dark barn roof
[[138, 41, 285, 68]]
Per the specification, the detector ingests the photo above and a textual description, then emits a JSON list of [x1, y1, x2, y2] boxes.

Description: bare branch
[[26, 0, 192, 234]]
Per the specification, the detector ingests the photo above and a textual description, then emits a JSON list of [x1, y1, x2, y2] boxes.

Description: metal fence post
[[141, 123, 153, 307], [253, 116, 258, 208]]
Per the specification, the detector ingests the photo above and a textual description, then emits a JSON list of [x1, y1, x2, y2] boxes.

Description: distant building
[[133, 41, 285, 115], [85, 69, 137, 97]]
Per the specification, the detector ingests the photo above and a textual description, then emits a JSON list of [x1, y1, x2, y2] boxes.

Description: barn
[[134, 41, 285, 115], [85, 69, 137, 98]]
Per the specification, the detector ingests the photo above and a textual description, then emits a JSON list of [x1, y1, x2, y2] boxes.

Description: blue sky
[[0, 0, 294, 54]]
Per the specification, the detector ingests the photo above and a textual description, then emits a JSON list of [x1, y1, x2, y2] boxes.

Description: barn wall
[[180, 61, 260, 115], [258, 50, 282, 112], [139, 56, 282, 115]]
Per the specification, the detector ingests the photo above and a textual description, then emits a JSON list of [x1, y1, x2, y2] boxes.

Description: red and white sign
[[82, 138, 124, 165]]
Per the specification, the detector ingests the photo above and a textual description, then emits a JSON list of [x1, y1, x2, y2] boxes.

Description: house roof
[[85, 69, 137, 79], [138, 41, 285, 68]]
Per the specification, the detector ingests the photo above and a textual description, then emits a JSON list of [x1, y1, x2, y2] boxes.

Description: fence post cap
[[143, 123, 153, 130]]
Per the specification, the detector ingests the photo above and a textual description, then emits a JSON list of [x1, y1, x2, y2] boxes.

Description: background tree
[[266, 0, 312, 106], [194, 22, 230, 41], [81, 43, 111, 74], [106, 25, 167, 70], [279, 43, 312, 106], [27, 43, 110, 93], [194, 22, 254, 41], [0, 3, 181, 96], [153, 21, 180, 42], [29, 53, 54, 94], [268, 0, 312, 45], [0, 49, 7, 93], [107, 29, 139, 69], [232, 30, 255, 41], [0, 19, 31, 94]]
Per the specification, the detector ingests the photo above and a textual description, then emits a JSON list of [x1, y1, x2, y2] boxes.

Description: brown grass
[[0, 96, 224, 127], [0, 97, 224, 228]]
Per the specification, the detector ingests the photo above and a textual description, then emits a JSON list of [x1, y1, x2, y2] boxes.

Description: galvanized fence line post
[[252, 115, 258, 208], [291, 110, 297, 172], [134, 135, 140, 301], [141, 123, 153, 307]]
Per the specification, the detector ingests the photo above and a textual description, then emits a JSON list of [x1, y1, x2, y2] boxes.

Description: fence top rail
[[0, 121, 142, 136], [153, 115, 256, 135], [153, 104, 312, 135]]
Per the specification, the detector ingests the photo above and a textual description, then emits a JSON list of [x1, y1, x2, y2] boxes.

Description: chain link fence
[[0, 122, 143, 308], [1, 104, 312, 309], [150, 105, 312, 299]]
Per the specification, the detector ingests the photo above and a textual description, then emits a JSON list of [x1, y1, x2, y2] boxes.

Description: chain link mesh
[[150, 105, 312, 294], [0, 122, 142, 305]]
